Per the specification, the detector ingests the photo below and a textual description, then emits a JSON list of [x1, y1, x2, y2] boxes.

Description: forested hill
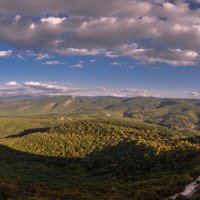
[[0, 118, 199, 199], [0, 96, 200, 130]]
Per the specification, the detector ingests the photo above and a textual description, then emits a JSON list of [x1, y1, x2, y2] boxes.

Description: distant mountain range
[[0, 95, 200, 130]]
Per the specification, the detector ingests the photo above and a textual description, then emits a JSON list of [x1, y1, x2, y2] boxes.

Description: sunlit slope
[[0, 96, 200, 130], [0, 118, 54, 138], [0, 96, 123, 115]]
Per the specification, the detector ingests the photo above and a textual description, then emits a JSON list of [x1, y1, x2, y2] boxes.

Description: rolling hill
[[0, 96, 200, 131], [0, 119, 199, 200]]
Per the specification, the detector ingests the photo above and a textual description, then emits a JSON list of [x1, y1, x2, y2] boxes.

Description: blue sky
[[0, 0, 200, 98]]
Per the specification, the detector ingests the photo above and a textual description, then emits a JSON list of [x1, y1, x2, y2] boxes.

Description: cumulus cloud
[[24, 82, 68, 92], [1, 0, 200, 66], [0, 50, 12, 57], [40, 17, 66, 25], [1, 81, 200, 99], [189, 91, 200, 99], [6, 81, 20, 86], [0, 81, 155, 97]]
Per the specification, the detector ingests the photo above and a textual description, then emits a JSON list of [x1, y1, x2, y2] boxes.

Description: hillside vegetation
[[0, 118, 54, 138], [0, 96, 200, 131], [0, 118, 199, 199]]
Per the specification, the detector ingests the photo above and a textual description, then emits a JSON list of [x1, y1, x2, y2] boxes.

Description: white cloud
[[42, 60, 65, 65], [22, 82, 154, 97], [105, 51, 118, 58], [1, 81, 200, 99], [36, 54, 50, 60], [14, 15, 21, 22], [24, 82, 67, 92], [70, 63, 84, 68], [29, 23, 36, 30], [1, 0, 200, 66], [0, 80, 154, 97], [56, 48, 100, 56], [190, 91, 200, 99], [0, 50, 12, 57], [40, 17, 66, 25], [6, 81, 20, 86], [111, 62, 122, 66]]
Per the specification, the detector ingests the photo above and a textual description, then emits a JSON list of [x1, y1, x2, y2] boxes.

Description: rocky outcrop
[[164, 176, 200, 200]]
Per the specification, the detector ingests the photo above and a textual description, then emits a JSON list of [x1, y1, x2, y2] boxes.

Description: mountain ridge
[[0, 96, 200, 131]]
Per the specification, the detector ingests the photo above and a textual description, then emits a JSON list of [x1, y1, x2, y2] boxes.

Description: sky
[[0, 0, 200, 98]]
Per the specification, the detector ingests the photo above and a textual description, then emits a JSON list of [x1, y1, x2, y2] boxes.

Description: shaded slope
[[0, 137, 199, 200]]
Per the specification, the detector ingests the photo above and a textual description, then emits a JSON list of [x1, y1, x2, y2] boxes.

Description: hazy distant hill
[[0, 95, 200, 130], [0, 95, 123, 115]]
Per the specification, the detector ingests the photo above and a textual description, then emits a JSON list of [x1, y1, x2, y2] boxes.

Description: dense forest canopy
[[0, 113, 199, 199]]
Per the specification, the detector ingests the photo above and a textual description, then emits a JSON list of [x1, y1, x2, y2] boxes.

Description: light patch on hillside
[[45, 103, 57, 111], [18, 106, 33, 111], [64, 96, 76, 106]]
